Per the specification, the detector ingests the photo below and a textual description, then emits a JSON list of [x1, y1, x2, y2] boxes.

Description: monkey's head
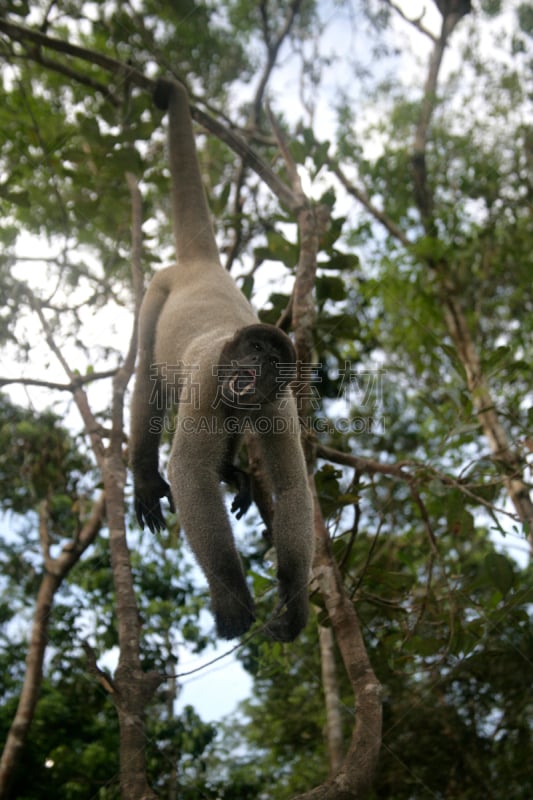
[[218, 324, 296, 408]]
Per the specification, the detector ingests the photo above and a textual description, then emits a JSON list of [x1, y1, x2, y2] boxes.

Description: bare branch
[[253, 0, 304, 123], [412, 7, 470, 230], [192, 104, 297, 211], [318, 623, 344, 775], [383, 0, 438, 42], [294, 487, 382, 800], [410, 484, 438, 553], [28, 295, 106, 463], [316, 441, 412, 481], [331, 160, 412, 248], [18, 48, 120, 104], [110, 173, 143, 451], [83, 641, 118, 696], [38, 499, 51, 565], [223, 0, 305, 268], [222, 160, 247, 273], [124, 172, 144, 376], [0, 370, 118, 391], [267, 104, 305, 200]]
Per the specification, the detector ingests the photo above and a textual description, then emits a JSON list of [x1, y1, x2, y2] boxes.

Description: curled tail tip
[[153, 78, 173, 111], [153, 78, 188, 111]]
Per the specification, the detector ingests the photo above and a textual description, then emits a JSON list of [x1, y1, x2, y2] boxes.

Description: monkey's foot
[[213, 595, 256, 640], [265, 593, 309, 642]]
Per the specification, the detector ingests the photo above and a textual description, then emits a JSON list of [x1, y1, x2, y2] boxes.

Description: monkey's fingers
[[135, 496, 166, 534], [230, 497, 244, 520], [230, 490, 252, 520]]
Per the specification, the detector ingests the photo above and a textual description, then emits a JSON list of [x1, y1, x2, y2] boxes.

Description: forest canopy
[[0, 1, 532, 799]]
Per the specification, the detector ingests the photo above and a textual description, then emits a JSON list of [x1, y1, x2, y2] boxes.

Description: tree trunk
[[0, 572, 59, 800], [294, 490, 383, 800], [100, 174, 164, 799], [0, 495, 105, 800], [442, 290, 533, 537], [318, 623, 345, 776], [281, 148, 382, 798]]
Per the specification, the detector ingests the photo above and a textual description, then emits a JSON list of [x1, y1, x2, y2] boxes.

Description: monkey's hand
[[230, 475, 252, 520], [221, 463, 253, 520], [134, 474, 175, 534]]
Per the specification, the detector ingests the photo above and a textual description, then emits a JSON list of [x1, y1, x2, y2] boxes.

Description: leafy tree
[[0, 1, 531, 799]]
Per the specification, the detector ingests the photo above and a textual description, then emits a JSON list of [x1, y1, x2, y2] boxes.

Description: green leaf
[[240, 273, 254, 300], [316, 274, 347, 302], [323, 250, 359, 271], [484, 552, 515, 596]]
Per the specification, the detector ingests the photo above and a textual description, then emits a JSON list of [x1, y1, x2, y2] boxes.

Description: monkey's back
[[152, 261, 257, 367]]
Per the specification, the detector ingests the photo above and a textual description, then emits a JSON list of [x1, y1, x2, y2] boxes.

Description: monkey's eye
[[269, 357, 278, 366], [252, 342, 262, 352]]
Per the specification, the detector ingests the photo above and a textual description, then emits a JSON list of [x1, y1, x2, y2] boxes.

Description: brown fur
[[130, 79, 313, 641]]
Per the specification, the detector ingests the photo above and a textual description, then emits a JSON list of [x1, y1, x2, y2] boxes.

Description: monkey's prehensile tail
[[154, 78, 220, 266]]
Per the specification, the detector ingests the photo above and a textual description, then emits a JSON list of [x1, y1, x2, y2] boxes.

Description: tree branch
[[28, 297, 106, 464], [317, 440, 525, 525], [0, 17, 298, 212], [271, 103, 383, 795], [331, 160, 412, 248], [19, 48, 120, 104], [0, 18, 153, 91], [82, 641, 118, 696], [192, 104, 297, 211], [316, 442, 412, 481], [123, 173, 144, 382], [383, 0, 438, 42], [294, 486, 383, 800], [0, 370, 118, 391], [253, 0, 304, 124], [412, 6, 469, 231]]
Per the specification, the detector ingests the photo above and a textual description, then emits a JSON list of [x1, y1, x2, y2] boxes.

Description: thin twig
[[383, 0, 438, 42], [0, 370, 118, 390], [331, 160, 412, 248]]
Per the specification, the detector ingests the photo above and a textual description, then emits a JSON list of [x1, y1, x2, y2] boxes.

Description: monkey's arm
[[130, 271, 175, 533]]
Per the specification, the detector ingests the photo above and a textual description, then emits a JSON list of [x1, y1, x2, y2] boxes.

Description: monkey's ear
[[153, 79, 174, 111]]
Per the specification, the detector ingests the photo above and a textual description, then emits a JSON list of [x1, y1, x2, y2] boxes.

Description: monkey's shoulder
[[155, 329, 234, 393], [154, 271, 256, 356]]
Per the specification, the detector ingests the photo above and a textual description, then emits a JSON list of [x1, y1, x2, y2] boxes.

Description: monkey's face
[[218, 324, 296, 409]]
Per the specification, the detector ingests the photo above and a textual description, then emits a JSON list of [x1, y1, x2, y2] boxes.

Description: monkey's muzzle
[[228, 369, 257, 397]]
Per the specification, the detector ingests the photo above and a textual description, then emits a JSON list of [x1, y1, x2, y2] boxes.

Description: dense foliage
[[0, 1, 531, 798]]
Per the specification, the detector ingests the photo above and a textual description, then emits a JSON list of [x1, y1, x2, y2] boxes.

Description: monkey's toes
[[265, 598, 309, 642], [214, 605, 255, 640]]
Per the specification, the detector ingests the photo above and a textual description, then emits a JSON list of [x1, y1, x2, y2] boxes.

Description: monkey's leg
[[168, 429, 255, 639], [258, 420, 314, 642]]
